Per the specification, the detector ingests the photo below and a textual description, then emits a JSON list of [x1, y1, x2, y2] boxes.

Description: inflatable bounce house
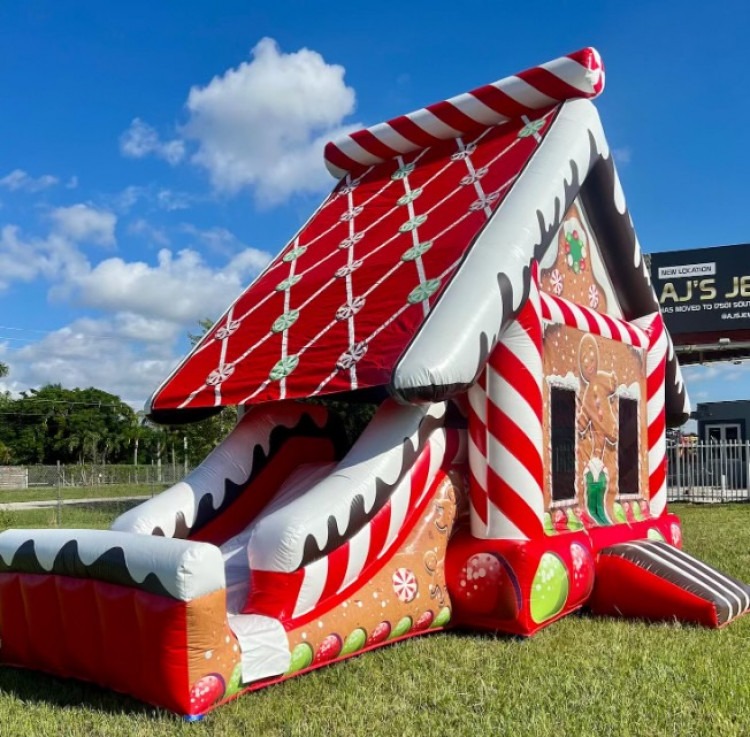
[[1, 48, 749, 718]]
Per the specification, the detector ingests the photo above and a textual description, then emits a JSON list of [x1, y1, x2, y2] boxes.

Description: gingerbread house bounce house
[[1, 48, 749, 718]]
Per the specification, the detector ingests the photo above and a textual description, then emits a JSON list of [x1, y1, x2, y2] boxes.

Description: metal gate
[[667, 438, 750, 502]]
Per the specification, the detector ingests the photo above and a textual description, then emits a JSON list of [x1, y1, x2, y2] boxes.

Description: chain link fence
[[0, 462, 192, 496]]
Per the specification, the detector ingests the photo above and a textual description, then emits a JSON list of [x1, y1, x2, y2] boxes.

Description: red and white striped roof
[[149, 108, 557, 412], [147, 48, 611, 416], [324, 47, 604, 179]]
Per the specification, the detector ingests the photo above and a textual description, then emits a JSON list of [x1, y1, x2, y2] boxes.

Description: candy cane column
[[632, 311, 669, 517], [468, 266, 545, 540]]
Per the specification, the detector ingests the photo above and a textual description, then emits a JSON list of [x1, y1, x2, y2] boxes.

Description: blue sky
[[0, 0, 748, 416]]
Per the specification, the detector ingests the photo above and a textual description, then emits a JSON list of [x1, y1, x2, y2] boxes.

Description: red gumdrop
[[189, 673, 226, 715], [314, 634, 343, 664], [366, 621, 391, 646], [414, 610, 435, 631]]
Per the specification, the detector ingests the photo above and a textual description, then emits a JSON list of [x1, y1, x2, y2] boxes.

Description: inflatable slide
[[1, 46, 749, 718]]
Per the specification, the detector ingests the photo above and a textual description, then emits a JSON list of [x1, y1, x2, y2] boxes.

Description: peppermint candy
[[335, 296, 366, 321], [336, 341, 368, 371], [206, 363, 235, 386], [469, 190, 500, 211], [338, 232, 365, 250], [340, 205, 364, 222], [392, 568, 418, 603], [460, 167, 488, 186], [550, 269, 564, 296], [214, 320, 240, 340], [450, 143, 477, 161], [588, 285, 600, 309], [334, 259, 363, 279]]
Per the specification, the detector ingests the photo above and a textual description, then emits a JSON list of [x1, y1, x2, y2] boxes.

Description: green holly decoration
[[275, 275, 302, 292], [564, 229, 587, 274], [269, 354, 299, 381], [397, 188, 423, 206], [282, 246, 307, 263], [518, 119, 545, 138], [271, 310, 299, 333], [391, 162, 415, 180], [398, 214, 428, 233], [401, 241, 433, 262], [407, 278, 441, 304]]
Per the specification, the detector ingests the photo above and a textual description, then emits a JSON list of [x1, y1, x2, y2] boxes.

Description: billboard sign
[[649, 244, 750, 340]]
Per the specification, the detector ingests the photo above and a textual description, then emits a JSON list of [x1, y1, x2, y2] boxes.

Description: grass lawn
[[0, 503, 749, 737]]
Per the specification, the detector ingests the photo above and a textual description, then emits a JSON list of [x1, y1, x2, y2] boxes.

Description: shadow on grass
[[0, 664, 170, 718]]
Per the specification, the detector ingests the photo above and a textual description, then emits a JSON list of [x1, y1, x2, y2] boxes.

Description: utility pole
[[183, 435, 188, 477]]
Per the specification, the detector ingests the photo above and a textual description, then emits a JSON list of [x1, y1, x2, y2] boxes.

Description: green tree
[[3, 385, 137, 465]]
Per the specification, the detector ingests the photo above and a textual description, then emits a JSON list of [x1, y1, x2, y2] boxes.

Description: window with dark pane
[[551, 388, 576, 501], [618, 397, 639, 496]]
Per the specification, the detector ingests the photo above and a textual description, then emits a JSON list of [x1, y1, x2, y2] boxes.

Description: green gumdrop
[[224, 662, 243, 697], [566, 508, 584, 531], [287, 642, 314, 673], [632, 503, 645, 521], [613, 503, 627, 524], [341, 628, 367, 655], [390, 616, 413, 639], [647, 528, 666, 542], [530, 553, 570, 624], [543, 512, 554, 535], [432, 606, 451, 628]]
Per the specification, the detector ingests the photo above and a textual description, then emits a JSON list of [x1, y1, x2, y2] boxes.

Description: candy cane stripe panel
[[468, 379, 489, 531], [293, 557, 328, 618], [540, 292, 648, 348], [633, 312, 669, 516], [324, 48, 605, 177]]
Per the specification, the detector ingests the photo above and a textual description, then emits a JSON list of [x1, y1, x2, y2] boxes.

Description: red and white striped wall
[[468, 266, 545, 540], [632, 312, 669, 517], [324, 48, 605, 179]]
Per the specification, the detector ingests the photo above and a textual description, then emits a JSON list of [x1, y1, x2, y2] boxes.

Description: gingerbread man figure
[[576, 334, 617, 458]]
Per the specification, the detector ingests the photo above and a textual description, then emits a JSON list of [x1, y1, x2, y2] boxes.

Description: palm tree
[[0, 362, 7, 378]]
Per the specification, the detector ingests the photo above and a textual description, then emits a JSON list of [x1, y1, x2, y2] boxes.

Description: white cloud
[[50, 204, 117, 247], [114, 184, 196, 213], [0, 225, 89, 290], [0, 168, 59, 192], [155, 188, 191, 211], [0, 316, 183, 407], [120, 118, 186, 165], [182, 37, 357, 204], [67, 246, 271, 323], [129, 218, 170, 247]]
